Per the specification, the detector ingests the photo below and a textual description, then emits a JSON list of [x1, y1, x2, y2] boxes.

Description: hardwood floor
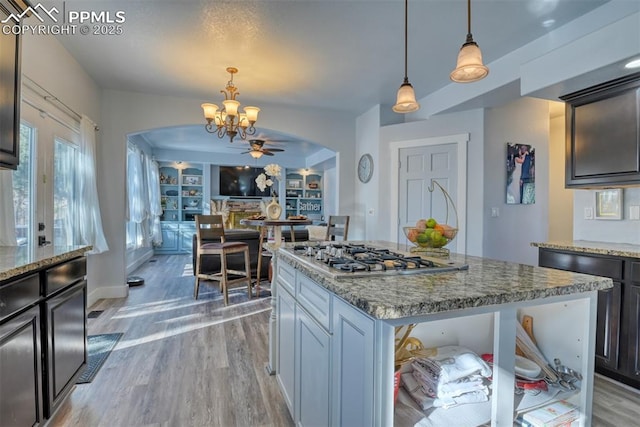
[[49, 254, 640, 426], [49, 254, 293, 427]]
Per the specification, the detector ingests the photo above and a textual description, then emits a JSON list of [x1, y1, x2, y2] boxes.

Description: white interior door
[[397, 143, 458, 251]]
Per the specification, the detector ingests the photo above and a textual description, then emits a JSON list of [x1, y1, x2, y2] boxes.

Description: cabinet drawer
[[0, 273, 40, 322], [539, 250, 623, 280], [297, 275, 331, 332], [45, 257, 86, 296], [277, 260, 296, 296]]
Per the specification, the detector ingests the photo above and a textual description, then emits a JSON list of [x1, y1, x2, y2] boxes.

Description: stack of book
[[518, 400, 580, 427]]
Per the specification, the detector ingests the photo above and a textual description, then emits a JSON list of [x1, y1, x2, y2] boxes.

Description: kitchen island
[[1, 244, 91, 426], [270, 242, 613, 427]]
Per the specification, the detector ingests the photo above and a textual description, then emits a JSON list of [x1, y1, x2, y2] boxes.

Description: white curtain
[[144, 155, 163, 245], [126, 144, 146, 249], [78, 116, 109, 253], [0, 170, 17, 245]]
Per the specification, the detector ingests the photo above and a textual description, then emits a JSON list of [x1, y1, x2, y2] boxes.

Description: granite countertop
[[0, 245, 92, 282], [275, 241, 613, 320], [531, 240, 640, 258]]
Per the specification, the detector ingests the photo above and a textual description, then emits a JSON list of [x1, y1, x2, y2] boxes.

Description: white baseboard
[[87, 284, 129, 308], [126, 247, 154, 275]]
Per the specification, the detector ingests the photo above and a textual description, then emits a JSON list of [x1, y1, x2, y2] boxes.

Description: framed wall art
[[506, 143, 535, 204], [595, 189, 623, 220]]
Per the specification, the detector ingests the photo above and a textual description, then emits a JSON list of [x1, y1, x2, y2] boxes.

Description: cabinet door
[[0, 1, 21, 170], [276, 285, 296, 417], [156, 224, 179, 253], [296, 306, 330, 427], [331, 297, 375, 427], [562, 73, 640, 187], [0, 306, 43, 427], [624, 282, 640, 383], [178, 225, 196, 254], [595, 282, 622, 370], [44, 282, 87, 417]]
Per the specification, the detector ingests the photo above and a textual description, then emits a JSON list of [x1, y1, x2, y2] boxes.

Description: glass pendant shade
[[450, 40, 489, 83], [201, 103, 218, 120], [249, 150, 263, 159], [392, 81, 420, 113], [244, 106, 260, 122], [223, 99, 240, 117]]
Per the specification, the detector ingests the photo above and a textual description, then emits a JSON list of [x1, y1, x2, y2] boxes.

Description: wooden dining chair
[[194, 215, 252, 305], [325, 215, 350, 241]]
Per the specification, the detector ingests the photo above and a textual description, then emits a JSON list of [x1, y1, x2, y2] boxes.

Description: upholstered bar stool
[[194, 215, 252, 305]]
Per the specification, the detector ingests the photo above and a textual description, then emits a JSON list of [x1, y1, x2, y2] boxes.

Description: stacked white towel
[[406, 345, 492, 410]]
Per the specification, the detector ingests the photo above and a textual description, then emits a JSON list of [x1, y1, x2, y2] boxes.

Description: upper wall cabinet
[[0, 0, 26, 170], [561, 72, 640, 188]]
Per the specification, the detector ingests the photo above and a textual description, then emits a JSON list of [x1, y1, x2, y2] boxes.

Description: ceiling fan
[[240, 139, 285, 158]]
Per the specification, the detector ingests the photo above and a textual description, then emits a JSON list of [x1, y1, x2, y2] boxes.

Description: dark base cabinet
[[0, 306, 43, 427], [44, 281, 87, 417], [0, 255, 87, 426], [539, 248, 640, 389]]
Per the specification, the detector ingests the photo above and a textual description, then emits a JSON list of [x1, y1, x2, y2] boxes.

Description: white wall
[[97, 90, 356, 299], [483, 97, 550, 266], [548, 109, 573, 242], [573, 188, 640, 245], [354, 105, 381, 240], [377, 109, 485, 256]]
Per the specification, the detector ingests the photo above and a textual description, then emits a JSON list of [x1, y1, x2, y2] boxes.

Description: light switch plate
[[630, 205, 640, 220], [491, 207, 499, 217], [584, 207, 594, 220]]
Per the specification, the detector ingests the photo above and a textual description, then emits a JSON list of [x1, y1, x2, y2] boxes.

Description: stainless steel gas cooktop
[[289, 243, 468, 280]]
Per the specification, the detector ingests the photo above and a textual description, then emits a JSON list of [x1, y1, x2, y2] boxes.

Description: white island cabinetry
[[272, 244, 613, 426]]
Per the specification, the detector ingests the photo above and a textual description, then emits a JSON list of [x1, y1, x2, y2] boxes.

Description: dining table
[[239, 218, 313, 296]]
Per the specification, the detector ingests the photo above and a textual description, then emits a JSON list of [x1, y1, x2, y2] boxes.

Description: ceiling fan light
[[201, 103, 218, 120], [244, 106, 260, 122], [392, 81, 420, 113], [450, 41, 489, 83], [249, 150, 263, 159]]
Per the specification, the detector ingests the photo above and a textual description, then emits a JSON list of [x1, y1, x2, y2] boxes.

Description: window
[[13, 123, 35, 246], [54, 138, 79, 245]]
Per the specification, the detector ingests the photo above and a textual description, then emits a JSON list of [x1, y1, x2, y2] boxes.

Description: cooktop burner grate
[[291, 243, 468, 279]]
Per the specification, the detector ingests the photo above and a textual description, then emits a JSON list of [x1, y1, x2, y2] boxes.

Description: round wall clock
[[357, 153, 374, 183]]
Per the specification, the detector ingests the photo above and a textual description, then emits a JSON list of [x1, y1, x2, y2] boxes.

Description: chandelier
[[201, 67, 260, 143]]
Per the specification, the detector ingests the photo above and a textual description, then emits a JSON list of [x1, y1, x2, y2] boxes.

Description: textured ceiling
[[46, 0, 609, 156]]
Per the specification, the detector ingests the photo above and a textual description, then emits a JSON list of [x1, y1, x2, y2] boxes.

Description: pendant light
[[450, 0, 489, 83], [392, 0, 420, 113]]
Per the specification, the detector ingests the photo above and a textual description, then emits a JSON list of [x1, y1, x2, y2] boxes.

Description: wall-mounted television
[[219, 166, 270, 197]]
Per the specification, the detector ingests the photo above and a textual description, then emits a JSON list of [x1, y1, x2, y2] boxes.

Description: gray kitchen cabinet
[[276, 279, 296, 416], [560, 72, 640, 188], [275, 262, 376, 426], [331, 297, 375, 427], [296, 306, 331, 427], [539, 248, 639, 389], [0, 305, 43, 427]]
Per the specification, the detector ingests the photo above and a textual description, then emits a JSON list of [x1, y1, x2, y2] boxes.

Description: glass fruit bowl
[[403, 225, 458, 249]]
